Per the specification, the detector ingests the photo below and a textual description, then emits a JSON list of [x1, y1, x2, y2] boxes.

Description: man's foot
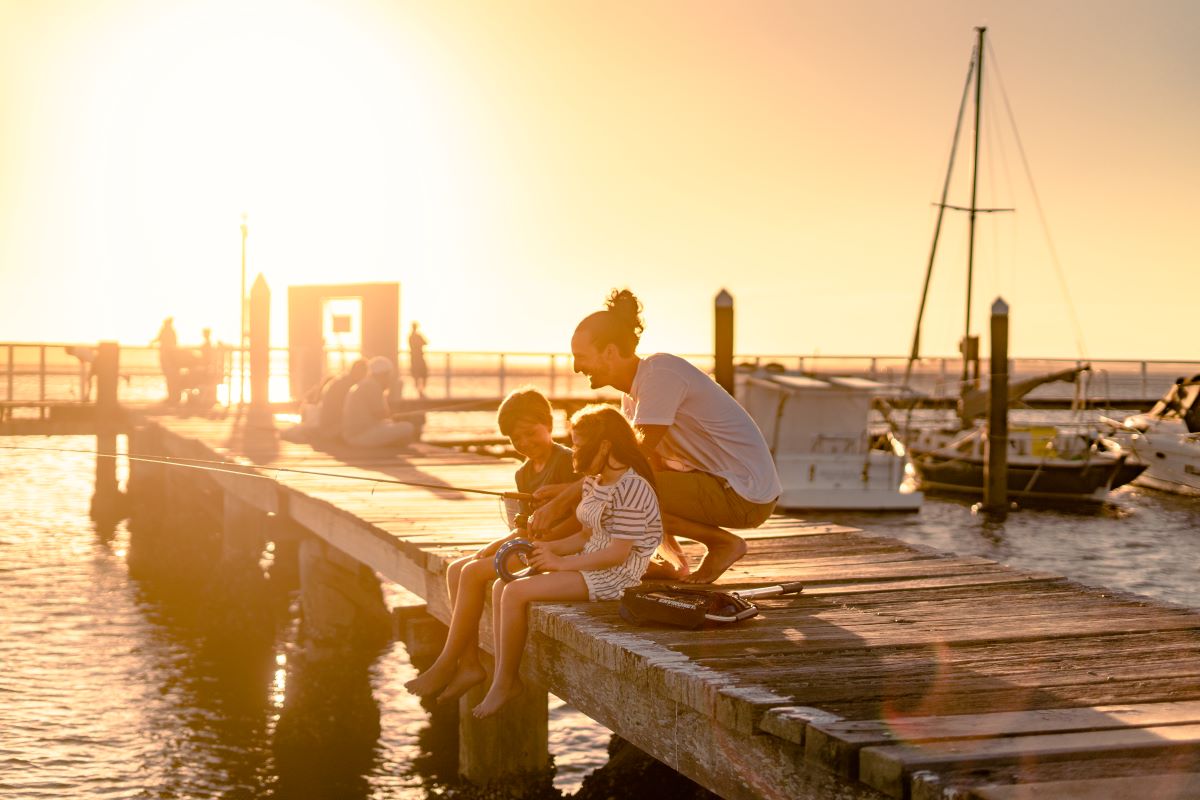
[[404, 661, 456, 698], [680, 537, 747, 584], [435, 661, 487, 704], [472, 679, 524, 719]]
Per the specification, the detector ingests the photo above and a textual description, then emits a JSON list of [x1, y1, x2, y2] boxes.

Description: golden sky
[[1, 0, 1196, 360]]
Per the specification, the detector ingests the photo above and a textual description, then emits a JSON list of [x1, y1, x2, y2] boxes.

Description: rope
[[986, 39, 1088, 360], [0, 444, 532, 501]]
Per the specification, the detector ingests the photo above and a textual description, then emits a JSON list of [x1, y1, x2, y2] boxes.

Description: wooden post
[[985, 298, 1009, 516], [714, 289, 734, 395], [458, 672, 549, 784], [249, 273, 272, 426], [90, 341, 123, 527]]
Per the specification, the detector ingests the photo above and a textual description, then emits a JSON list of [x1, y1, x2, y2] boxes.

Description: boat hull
[[774, 452, 922, 511], [909, 449, 1144, 505], [1114, 427, 1200, 496]]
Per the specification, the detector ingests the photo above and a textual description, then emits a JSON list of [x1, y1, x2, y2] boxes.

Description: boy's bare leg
[[436, 638, 486, 703], [446, 556, 469, 612], [665, 513, 747, 584], [473, 572, 588, 718], [405, 558, 494, 697]]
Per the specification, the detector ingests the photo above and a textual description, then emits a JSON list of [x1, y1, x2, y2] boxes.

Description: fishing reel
[[494, 538, 539, 582]]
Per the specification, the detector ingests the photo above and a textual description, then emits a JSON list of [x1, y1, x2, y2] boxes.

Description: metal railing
[[4, 342, 1197, 409]]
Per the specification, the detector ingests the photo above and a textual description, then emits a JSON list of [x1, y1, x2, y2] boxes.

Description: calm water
[[0, 436, 608, 799], [2, 426, 1198, 799]]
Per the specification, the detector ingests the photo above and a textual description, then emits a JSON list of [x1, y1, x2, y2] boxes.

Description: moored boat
[[742, 372, 922, 511], [1102, 376, 1200, 496]]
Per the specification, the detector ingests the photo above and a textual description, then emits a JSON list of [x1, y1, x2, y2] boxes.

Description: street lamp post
[[239, 214, 248, 406]]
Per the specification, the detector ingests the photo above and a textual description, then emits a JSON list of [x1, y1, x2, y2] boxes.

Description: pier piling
[[985, 297, 1009, 515], [89, 341, 124, 528], [715, 289, 734, 394]]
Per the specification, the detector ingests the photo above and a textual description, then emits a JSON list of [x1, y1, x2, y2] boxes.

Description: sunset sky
[[1, 1, 1196, 360]]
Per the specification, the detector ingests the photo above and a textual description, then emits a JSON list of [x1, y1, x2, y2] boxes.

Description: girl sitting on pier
[[405, 404, 662, 718]]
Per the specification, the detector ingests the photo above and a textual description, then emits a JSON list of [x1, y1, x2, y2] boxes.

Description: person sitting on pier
[[406, 405, 662, 719], [341, 356, 418, 449], [532, 289, 780, 584], [318, 359, 368, 440]]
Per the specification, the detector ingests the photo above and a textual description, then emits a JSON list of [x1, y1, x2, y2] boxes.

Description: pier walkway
[[135, 411, 1200, 800]]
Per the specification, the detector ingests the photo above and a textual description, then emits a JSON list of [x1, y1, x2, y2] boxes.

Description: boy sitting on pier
[[405, 386, 578, 703]]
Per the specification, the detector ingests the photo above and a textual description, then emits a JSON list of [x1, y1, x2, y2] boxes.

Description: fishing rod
[[0, 445, 533, 502]]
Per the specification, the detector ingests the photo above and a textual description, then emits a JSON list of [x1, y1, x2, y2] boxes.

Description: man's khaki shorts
[[653, 470, 776, 529]]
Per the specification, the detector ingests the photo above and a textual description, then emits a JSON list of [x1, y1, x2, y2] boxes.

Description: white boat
[[1103, 376, 1200, 496], [741, 373, 922, 511]]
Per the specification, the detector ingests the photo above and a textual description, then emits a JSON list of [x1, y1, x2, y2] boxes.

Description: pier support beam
[[205, 492, 273, 644], [297, 537, 392, 657], [458, 677, 550, 786]]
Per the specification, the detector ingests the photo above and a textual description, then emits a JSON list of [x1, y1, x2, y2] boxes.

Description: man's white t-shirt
[[621, 353, 781, 504]]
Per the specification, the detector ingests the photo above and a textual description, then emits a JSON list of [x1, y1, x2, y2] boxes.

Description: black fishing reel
[[494, 538, 539, 582]]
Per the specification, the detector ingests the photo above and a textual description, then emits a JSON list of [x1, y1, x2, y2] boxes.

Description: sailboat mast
[[962, 25, 986, 387], [904, 46, 978, 388]]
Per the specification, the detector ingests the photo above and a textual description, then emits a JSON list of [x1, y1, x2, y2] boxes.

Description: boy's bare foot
[[680, 537, 747, 584], [436, 661, 487, 704], [472, 679, 524, 719], [404, 662, 456, 698]]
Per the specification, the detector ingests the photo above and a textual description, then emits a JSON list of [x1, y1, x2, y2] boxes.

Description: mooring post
[[714, 289, 734, 395], [249, 273, 272, 427], [985, 298, 1009, 516], [90, 341, 123, 526]]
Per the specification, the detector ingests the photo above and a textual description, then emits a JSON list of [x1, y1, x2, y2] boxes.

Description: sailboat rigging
[[891, 28, 1144, 505]]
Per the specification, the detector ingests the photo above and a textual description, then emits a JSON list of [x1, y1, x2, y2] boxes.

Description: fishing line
[[0, 444, 532, 502]]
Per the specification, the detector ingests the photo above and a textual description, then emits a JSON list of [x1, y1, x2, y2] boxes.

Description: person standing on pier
[[408, 322, 428, 399], [533, 289, 780, 584], [151, 317, 181, 406]]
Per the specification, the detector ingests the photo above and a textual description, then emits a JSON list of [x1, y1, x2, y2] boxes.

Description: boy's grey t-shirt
[[515, 443, 578, 515]]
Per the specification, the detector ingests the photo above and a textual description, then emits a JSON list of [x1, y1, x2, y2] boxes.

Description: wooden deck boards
[[139, 413, 1200, 800]]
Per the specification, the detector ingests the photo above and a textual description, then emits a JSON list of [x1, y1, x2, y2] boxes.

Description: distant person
[[188, 327, 222, 409], [151, 317, 181, 405], [318, 359, 368, 439], [408, 322, 428, 399], [64, 345, 96, 401], [531, 289, 781, 584], [341, 356, 418, 448]]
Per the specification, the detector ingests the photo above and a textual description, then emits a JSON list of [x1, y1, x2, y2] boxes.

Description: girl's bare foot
[[472, 679, 524, 718], [435, 661, 487, 704], [404, 661, 456, 698]]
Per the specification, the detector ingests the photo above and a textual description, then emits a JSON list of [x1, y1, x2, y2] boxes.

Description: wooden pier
[[121, 410, 1200, 800]]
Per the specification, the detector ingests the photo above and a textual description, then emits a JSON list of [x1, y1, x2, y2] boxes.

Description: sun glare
[[56, 0, 472, 345]]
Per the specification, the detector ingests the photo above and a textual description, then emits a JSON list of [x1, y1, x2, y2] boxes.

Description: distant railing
[[4, 342, 1198, 409]]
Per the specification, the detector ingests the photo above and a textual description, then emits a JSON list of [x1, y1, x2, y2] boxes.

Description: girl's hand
[[528, 542, 566, 572]]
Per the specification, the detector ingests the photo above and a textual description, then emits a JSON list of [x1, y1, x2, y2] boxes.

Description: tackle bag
[[619, 582, 803, 629]]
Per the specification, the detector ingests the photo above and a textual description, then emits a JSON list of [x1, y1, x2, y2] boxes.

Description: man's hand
[[529, 478, 584, 535]]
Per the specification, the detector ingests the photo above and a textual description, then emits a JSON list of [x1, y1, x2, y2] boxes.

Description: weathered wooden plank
[[860, 723, 1200, 798], [805, 701, 1200, 778]]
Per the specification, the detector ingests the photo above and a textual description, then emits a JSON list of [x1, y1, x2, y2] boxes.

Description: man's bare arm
[[636, 423, 669, 469]]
